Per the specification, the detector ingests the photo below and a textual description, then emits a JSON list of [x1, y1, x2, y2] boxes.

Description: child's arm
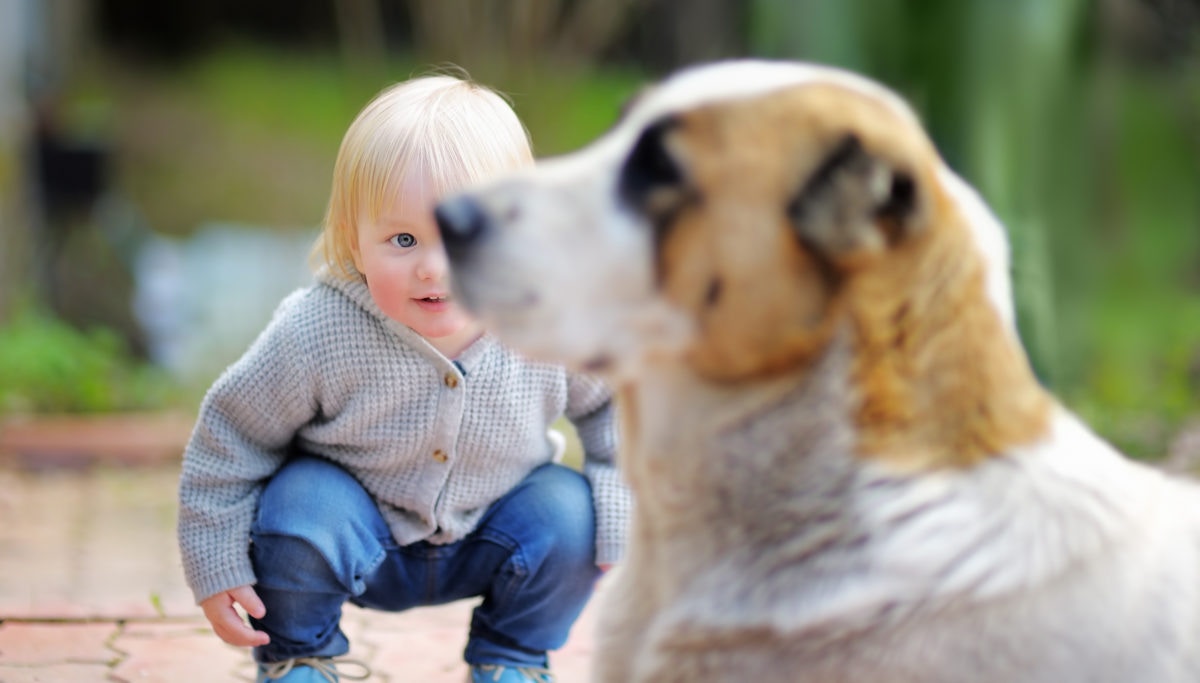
[[565, 373, 632, 568], [178, 291, 319, 609]]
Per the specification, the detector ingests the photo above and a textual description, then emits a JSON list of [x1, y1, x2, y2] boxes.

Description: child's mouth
[[416, 295, 452, 311]]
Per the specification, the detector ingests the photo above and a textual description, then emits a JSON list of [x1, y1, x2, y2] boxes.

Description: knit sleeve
[[177, 292, 318, 603], [566, 373, 632, 566]]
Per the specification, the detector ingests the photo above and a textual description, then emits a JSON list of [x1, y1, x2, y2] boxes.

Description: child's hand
[[200, 585, 271, 647]]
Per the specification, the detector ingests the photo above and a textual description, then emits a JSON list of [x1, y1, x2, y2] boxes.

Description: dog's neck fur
[[621, 334, 1163, 634], [618, 335, 864, 555]]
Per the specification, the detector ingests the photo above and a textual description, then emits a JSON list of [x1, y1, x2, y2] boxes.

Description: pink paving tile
[[347, 602, 473, 681], [110, 621, 254, 683], [0, 622, 119, 665], [155, 594, 207, 620], [0, 599, 95, 621], [0, 662, 116, 682], [119, 619, 212, 638], [369, 627, 469, 682], [356, 589, 604, 683], [0, 596, 168, 620], [349, 600, 478, 636], [0, 465, 197, 621]]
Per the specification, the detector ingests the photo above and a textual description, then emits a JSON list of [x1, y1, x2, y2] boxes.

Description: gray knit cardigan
[[177, 270, 630, 603]]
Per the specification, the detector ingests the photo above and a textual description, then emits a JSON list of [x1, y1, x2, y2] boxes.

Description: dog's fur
[[435, 60, 1200, 683]]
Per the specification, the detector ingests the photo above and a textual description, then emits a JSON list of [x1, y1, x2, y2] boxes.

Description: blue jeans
[[249, 456, 600, 668]]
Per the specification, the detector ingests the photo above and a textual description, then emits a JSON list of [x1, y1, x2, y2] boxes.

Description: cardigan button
[[444, 372, 459, 389], [432, 449, 449, 463]]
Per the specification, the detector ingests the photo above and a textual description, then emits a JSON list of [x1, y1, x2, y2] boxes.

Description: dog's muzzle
[[435, 195, 491, 264]]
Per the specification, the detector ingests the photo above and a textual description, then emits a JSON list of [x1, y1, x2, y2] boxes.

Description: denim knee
[[252, 456, 389, 595], [487, 464, 597, 570], [254, 456, 369, 532], [251, 533, 344, 594]]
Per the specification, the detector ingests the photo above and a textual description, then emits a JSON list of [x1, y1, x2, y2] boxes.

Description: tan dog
[[435, 60, 1200, 683]]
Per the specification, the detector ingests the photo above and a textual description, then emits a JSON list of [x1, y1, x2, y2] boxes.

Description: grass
[[0, 306, 185, 414]]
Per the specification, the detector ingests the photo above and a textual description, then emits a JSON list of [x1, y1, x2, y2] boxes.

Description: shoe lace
[[260, 656, 372, 682], [476, 664, 556, 683]]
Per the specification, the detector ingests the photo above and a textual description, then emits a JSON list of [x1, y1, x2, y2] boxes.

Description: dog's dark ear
[[619, 116, 688, 221], [788, 134, 920, 258]]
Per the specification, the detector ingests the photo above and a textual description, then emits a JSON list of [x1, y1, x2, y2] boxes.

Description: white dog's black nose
[[435, 196, 490, 257]]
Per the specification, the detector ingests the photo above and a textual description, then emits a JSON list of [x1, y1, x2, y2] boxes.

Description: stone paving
[[0, 420, 602, 682], [4, 412, 1198, 683]]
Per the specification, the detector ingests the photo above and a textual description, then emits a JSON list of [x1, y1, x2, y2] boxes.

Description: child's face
[[353, 177, 480, 353]]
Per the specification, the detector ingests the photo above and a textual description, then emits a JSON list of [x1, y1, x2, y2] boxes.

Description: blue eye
[[389, 233, 416, 248]]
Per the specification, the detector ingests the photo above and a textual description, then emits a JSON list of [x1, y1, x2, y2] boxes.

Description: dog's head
[[436, 60, 1020, 391]]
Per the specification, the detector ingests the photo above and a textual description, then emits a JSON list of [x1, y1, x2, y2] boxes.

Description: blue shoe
[[468, 664, 556, 683], [256, 657, 371, 682]]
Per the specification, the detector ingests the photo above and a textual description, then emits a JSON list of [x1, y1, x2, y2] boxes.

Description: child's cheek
[[366, 272, 413, 323]]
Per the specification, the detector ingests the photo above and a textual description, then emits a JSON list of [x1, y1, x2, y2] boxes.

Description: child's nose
[[415, 246, 449, 281]]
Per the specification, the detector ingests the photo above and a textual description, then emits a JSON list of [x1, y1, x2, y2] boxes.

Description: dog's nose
[[435, 196, 490, 252]]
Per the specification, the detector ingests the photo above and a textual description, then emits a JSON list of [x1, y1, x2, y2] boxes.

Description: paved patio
[[4, 411, 1199, 682], [0, 415, 603, 682]]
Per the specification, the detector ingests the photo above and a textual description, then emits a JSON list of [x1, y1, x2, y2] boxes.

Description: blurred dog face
[[437, 61, 1010, 386]]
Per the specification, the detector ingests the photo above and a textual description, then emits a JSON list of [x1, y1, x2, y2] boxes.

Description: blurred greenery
[[0, 305, 184, 414], [6, 0, 1199, 460]]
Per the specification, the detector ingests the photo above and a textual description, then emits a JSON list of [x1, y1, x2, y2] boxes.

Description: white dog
[[435, 60, 1200, 683]]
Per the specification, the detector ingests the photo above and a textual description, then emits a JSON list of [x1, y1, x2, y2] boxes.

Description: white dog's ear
[[619, 117, 692, 224], [788, 133, 920, 259]]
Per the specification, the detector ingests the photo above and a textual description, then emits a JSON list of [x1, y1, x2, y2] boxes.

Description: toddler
[[177, 73, 629, 683]]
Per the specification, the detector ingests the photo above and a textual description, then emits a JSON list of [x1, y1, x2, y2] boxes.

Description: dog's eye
[[619, 116, 685, 215]]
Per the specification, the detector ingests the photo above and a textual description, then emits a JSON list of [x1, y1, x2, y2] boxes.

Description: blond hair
[[313, 72, 533, 278]]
